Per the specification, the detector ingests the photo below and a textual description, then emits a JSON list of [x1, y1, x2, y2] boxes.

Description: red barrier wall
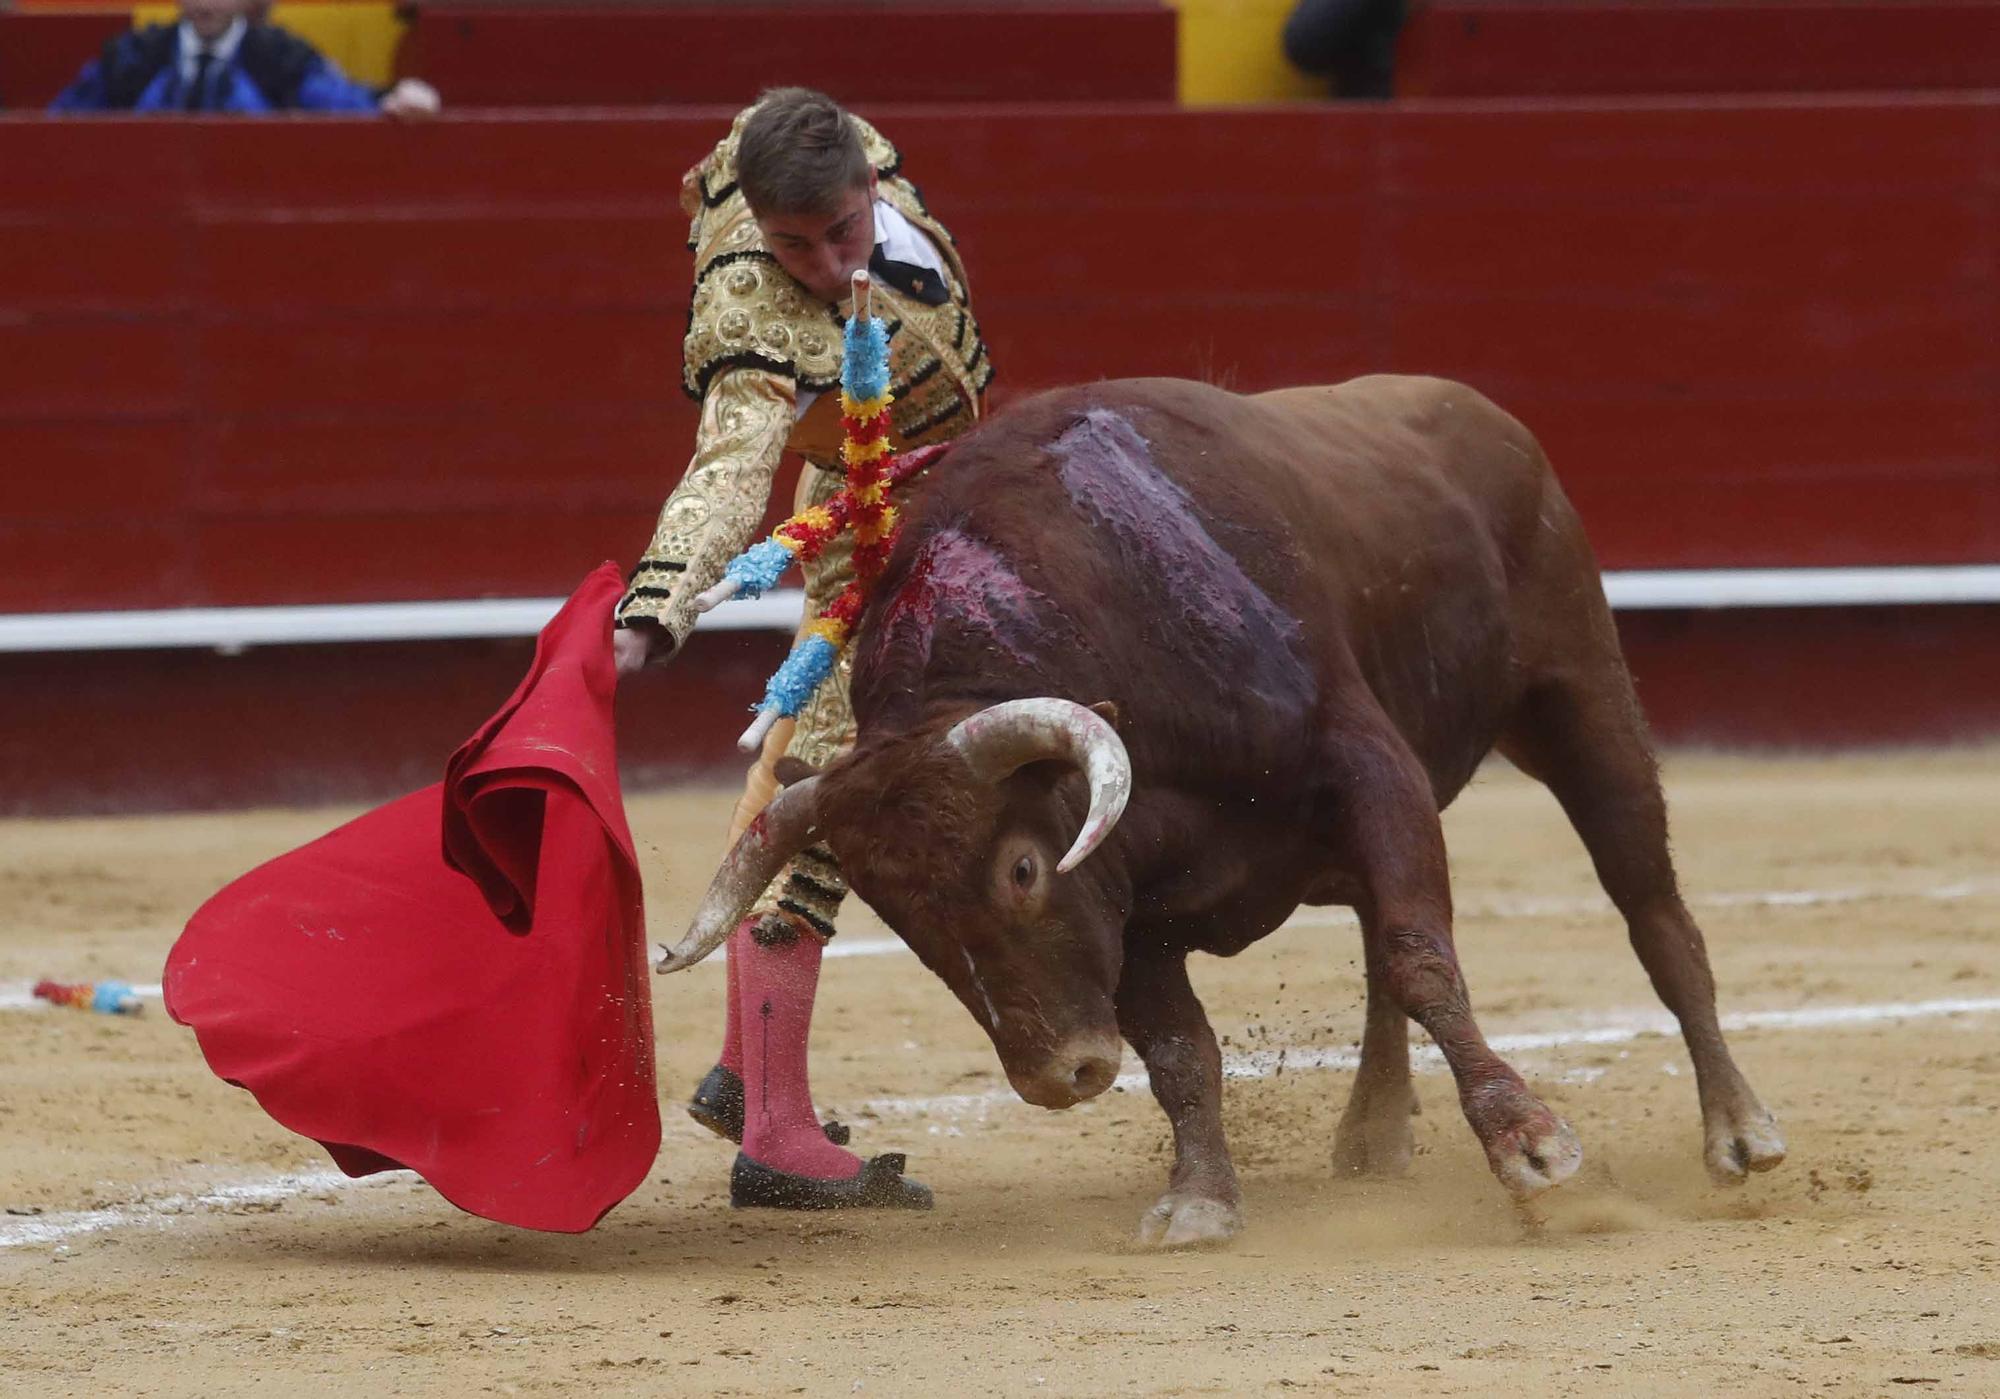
[[0, 4, 1176, 110], [6, 608, 1997, 815], [3, 100, 1997, 809], [0, 628, 793, 815], [6, 100, 1997, 620], [0, 12, 127, 109], [397, 5, 1178, 106], [1399, 1, 2000, 99]]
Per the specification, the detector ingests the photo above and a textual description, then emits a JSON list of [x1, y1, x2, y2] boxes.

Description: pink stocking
[[737, 926, 862, 1180]]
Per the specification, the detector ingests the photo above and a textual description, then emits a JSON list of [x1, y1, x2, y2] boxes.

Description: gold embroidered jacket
[[617, 106, 995, 645]]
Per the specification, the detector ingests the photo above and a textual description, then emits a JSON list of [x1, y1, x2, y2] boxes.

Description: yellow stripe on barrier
[[1167, 0, 1324, 106]]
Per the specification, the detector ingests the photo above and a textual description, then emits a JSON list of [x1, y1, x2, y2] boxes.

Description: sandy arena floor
[[2, 749, 1997, 1397]]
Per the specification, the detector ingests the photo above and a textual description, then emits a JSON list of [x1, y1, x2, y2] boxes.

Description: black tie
[[185, 50, 213, 111], [868, 247, 950, 307]]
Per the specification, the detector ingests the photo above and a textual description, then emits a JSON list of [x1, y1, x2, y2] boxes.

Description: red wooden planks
[[0, 114, 190, 206], [0, 629, 795, 815], [396, 5, 1177, 107], [189, 509, 657, 604], [1616, 605, 2000, 747], [206, 408, 694, 513], [186, 114, 698, 209], [4, 609, 1998, 816], [191, 214, 680, 315], [0, 320, 194, 420], [2, 101, 1996, 621], [1398, 0, 2000, 98], [0, 519, 197, 613], [0, 12, 130, 110]]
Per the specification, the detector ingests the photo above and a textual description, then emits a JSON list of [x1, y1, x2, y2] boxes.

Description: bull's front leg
[[1115, 947, 1243, 1247], [1328, 731, 1583, 1200]]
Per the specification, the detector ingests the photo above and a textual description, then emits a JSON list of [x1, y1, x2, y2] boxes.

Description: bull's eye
[[1012, 854, 1036, 889]]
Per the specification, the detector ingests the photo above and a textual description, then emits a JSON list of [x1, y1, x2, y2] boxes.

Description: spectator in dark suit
[[50, 0, 439, 115], [1283, 0, 1406, 99]]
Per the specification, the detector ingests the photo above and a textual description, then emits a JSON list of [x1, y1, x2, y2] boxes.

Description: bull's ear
[[1088, 701, 1122, 732], [774, 757, 822, 788]]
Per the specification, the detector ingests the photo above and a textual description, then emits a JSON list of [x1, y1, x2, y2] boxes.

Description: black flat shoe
[[686, 1063, 746, 1141], [730, 1152, 934, 1211], [686, 1064, 850, 1146]]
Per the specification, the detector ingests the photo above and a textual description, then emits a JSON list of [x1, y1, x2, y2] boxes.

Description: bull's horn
[[655, 776, 823, 973], [945, 699, 1132, 873]]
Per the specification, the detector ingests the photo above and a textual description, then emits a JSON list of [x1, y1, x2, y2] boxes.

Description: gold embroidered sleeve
[[616, 368, 796, 647]]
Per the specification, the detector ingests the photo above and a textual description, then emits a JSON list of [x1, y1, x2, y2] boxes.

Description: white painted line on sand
[[0, 1169, 376, 1250], [820, 874, 2000, 963], [5, 992, 1996, 1250], [858, 994, 2000, 1119], [1284, 875, 2000, 929]]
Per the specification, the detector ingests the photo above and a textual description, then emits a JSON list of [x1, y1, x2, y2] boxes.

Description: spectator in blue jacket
[[50, 0, 439, 115]]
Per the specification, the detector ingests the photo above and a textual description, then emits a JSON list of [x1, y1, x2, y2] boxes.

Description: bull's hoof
[[1136, 1193, 1243, 1249], [1703, 1101, 1786, 1185], [729, 1152, 933, 1211], [686, 1064, 850, 1147], [1331, 1102, 1415, 1178], [1485, 1115, 1584, 1200]]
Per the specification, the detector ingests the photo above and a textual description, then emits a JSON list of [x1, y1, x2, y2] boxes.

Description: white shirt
[[793, 198, 951, 421], [178, 18, 246, 85], [873, 199, 948, 284]]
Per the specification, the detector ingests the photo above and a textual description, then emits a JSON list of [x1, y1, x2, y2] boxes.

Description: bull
[[657, 375, 1786, 1246]]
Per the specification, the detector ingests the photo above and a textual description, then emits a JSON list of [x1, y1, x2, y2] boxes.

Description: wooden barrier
[[5, 101, 1995, 615], [3, 3, 1175, 109], [395, 4, 1177, 105], [0, 12, 128, 108], [5, 606, 1996, 815], [1398, 0, 2000, 98], [3, 99, 1996, 804]]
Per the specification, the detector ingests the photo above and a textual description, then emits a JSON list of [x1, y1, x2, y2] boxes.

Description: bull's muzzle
[[1006, 1035, 1124, 1110]]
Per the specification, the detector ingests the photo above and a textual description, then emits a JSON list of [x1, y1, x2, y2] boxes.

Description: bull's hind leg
[[1500, 672, 1785, 1184], [1327, 729, 1583, 1199], [1331, 937, 1416, 1177]]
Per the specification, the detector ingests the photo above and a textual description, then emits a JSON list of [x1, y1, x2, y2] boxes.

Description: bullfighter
[[614, 87, 994, 1210]]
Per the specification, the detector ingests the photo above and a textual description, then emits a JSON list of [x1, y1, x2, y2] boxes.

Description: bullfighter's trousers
[[725, 462, 853, 942]]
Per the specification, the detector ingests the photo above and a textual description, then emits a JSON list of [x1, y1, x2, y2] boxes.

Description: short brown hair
[[737, 87, 871, 218]]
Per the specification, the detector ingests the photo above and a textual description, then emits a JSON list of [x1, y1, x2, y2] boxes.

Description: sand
[[2, 749, 1996, 1397]]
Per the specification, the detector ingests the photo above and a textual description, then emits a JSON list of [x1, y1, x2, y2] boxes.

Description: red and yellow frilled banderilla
[[693, 269, 944, 752]]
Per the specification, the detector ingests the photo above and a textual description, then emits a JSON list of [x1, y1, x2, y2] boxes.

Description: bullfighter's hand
[[379, 79, 442, 119], [613, 623, 674, 679]]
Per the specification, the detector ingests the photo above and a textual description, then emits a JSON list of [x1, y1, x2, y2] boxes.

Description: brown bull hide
[[781, 376, 1783, 1246]]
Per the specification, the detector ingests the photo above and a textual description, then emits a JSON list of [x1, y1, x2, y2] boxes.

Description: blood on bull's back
[[860, 375, 1551, 800]]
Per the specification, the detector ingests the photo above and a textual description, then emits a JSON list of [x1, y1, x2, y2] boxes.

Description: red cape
[[164, 564, 659, 1233]]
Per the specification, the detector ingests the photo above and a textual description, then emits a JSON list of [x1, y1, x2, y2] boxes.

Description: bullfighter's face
[[753, 177, 878, 306], [821, 723, 1131, 1111]]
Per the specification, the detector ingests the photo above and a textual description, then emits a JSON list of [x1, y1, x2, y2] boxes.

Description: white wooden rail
[[1, 567, 1997, 654]]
